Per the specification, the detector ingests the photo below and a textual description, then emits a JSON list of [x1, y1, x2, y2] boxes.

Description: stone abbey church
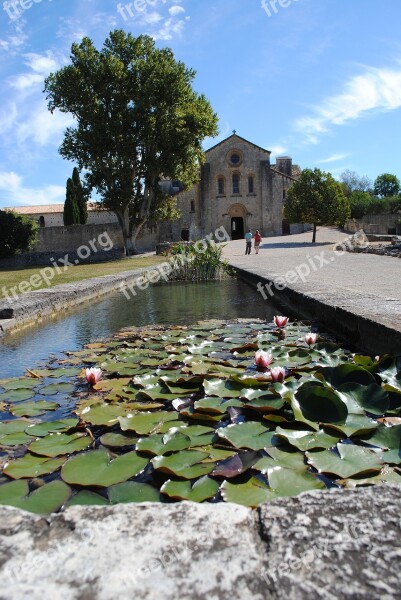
[[157, 133, 305, 245]]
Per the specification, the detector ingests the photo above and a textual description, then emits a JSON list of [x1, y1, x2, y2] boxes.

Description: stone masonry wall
[[344, 213, 400, 234]]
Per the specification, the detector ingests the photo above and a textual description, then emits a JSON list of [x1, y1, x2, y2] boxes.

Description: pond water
[[0, 279, 274, 379]]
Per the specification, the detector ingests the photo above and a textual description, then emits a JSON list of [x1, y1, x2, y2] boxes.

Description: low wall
[[344, 214, 399, 235]]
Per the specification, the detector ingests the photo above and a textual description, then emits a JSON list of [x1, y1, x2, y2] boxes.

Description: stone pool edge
[[233, 266, 401, 356], [0, 266, 156, 337], [0, 485, 400, 599]]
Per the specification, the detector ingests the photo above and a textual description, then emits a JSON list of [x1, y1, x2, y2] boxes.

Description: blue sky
[[0, 0, 401, 208]]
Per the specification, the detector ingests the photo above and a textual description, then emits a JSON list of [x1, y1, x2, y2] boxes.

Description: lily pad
[[337, 383, 389, 416], [25, 419, 79, 437], [306, 443, 383, 478], [220, 477, 273, 507], [108, 482, 160, 503], [29, 432, 92, 457], [152, 450, 214, 479], [316, 364, 376, 388], [216, 422, 277, 451], [118, 411, 180, 435], [254, 446, 307, 472], [295, 382, 348, 424], [3, 454, 66, 479], [10, 400, 59, 418], [61, 449, 148, 487], [0, 420, 36, 446], [76, 402, 128, 426], [203, 378, 244, 398], [365, 424, 401, 464], [0, 480, 71, 514], [161, 476, 219, 502], [68, 490, 109, 506], [136, 430, 191, 456], [275, 427, 340, 451], [99, 432, 138, 448], [0, 389, 35, 403], [267, 466, 325, 496], [40, 382, 76, 395]]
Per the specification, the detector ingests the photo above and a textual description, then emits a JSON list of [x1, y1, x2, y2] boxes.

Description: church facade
[[157, 133, 306, 244]]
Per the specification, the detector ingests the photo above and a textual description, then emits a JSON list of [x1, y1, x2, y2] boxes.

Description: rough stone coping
[[0, 266, 155, 336], [1, 485, 400, 599]]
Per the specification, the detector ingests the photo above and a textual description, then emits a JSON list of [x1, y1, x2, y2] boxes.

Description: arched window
[[217, 177, 225, 195], [232, 173, 240, 194], [248, 176, 255, 194]]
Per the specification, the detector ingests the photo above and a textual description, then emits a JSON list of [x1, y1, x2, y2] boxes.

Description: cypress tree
[[72, 167, 88, 224], [64, 178, 80, 226]]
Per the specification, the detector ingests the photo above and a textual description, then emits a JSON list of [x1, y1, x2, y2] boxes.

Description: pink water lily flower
[[270, 366, 286, 383], [255, 350, 274, 371], [274, 316, 289, 328], [304, 333, 317, 346], [85, 367, 102, 386]]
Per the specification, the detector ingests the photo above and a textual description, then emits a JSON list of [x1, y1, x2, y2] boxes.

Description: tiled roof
[[2, 203, 110, 215]]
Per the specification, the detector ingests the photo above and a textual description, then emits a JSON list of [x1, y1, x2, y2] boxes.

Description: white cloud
[[169, 5, 185, 16], [270, 145, 288, 155], [295, 62, 401, 144], [317, 153, 348, 164], [0, 171, 65, 207]]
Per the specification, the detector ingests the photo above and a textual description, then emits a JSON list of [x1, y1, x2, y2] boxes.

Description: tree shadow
[[259, 241, 336, 249]]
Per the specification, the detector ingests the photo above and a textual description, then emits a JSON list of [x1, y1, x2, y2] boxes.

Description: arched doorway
[[228, 204, 247, 240], [231, 217, 244, 240]]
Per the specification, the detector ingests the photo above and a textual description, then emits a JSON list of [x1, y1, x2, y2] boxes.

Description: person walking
[[254, 230, 262, 254], [245, 229, 253, 255]]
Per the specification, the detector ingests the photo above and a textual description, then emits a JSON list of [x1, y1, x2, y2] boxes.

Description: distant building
[[3, 203, 118, 228], [3, 133, 307, 250]]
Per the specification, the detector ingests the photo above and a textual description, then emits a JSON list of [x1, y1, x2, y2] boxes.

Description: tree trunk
[[131, 220, 146, 255], [115, 206, 134, 256], [312, 224, 317, 243]]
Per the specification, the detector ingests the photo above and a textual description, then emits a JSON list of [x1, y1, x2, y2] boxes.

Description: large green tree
[[284, 168, 350, 243], [44, 31, 218, 254], [374, 173, 400, 198], [0, 211, 38, 259], [72, 167, 88, 224]]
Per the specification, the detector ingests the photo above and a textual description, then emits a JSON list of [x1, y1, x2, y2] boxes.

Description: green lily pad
[[323, 415, 378, 438], [365, 424, 401, 464], [25, 419, 79, 437], [10, 400, 59, 418], [0, 480, 71, 514], [216, 422, 277, 451], [316, 364, 376, 387], [254, 446, 307, 472], [337, 383, 389, 416], [76, 402, 128, 426], [68, 490, 109, 506], [295, 382, 348, 424], [203, 378, 244, 398], [0, 420, 36, 446], [152, 450, 214, 479], [29, 432, 92, 457], [340, 466, 401, 488], [4, 454, 66, 479], [61, 449, 148, 487], [267, 466, 325, 496], [306, 443, 383, 478], [0, 389, 35, 403], [220, 477, 273, 507], [136, 430, 191, 456], [118, 411, 180, 435], [40, 382, 76, 395], [99, 432, 138, 448], [275, 427, 341, 451], [161, 476, 219, 502], [108, 482, 160, 503], [0, 377, 39, 390], [194, 397, 243, 415]]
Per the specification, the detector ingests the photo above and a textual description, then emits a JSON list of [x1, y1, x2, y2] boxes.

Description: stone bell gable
[[160, 133, 304, 242]]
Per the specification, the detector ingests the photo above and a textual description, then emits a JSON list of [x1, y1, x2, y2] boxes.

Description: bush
[[0, 210, 38, 259], [349, 191, 374, 219], [166, 240, 232, 281]]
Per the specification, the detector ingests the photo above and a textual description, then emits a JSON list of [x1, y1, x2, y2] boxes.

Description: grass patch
[[0, 256, 164, 299]]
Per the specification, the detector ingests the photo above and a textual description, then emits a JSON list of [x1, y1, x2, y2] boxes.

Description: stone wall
[[344, 213, 400, 234]]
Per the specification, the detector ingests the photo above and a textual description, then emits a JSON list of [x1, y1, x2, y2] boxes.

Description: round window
[[230, 153, 240, 165]]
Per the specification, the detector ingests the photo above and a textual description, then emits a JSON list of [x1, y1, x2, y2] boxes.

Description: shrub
[[166, 240, 232, 281], [0, 210, 38, 259], [348, 191, 374, 219]]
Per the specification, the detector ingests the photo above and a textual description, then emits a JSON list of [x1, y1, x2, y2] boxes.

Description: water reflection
[[0, 279, 275, 379]]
